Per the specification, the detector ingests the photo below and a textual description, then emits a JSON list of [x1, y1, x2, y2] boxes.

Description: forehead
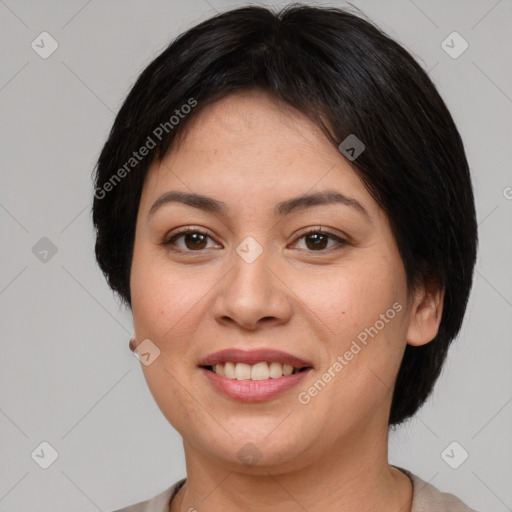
[[141, 89, 379, 220], [176, 88, 332, 158]]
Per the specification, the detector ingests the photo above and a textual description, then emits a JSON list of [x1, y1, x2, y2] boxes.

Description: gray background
[[0, 0, 511, 511]]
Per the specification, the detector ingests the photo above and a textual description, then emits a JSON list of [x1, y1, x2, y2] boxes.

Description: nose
[[212, 246, 293, 331]]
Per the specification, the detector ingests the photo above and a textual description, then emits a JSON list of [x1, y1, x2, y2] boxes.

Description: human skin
[[129, 88, 444, 512]]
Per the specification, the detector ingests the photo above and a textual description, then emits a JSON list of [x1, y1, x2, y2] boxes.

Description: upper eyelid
[[164, 226, 217, 242]]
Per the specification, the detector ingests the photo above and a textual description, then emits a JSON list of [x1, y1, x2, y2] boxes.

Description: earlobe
[[406, 280, 445, 347]]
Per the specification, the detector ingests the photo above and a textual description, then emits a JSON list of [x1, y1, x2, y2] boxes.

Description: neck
[[170, 424, 412, 512]]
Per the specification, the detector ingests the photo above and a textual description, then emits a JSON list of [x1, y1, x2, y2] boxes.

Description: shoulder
[[110, 478, 186, 512], [110, 471, 482, 512], [395, 466, 480, 512]]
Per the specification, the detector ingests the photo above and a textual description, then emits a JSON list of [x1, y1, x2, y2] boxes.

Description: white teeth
[[269, 361, 283, 378], [223, 361, 236, 379], [282, 363, 293, 376], [251, 362, 270, 380], [235, 363, 251, 380], [213, 363, 224, 377], [210, 361, 303, 380]]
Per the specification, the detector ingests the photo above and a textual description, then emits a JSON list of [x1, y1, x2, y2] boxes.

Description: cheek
[[130, 257, 211, 433], [295, 258, 407, 397], [130, 253, 219, 364], [294, 261, 400, 337], [294, 266, 406, 425]]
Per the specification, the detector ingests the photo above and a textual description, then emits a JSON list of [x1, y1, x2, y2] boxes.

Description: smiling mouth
[[202, 361, 312, 381]]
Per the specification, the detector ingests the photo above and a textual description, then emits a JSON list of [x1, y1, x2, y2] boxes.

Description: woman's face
[[130, 88, 437, 472]]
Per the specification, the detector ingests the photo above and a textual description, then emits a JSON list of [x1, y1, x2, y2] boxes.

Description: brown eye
[[181, 232, 208, 250], [162, 229, 218, 251], [304, 232, 329, 250], [293, 229, 347, 252]]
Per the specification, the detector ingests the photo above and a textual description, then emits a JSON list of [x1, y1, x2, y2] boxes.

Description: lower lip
[[201, 367, 313, 402]]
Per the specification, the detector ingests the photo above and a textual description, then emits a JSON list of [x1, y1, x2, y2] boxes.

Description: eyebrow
[[148, 190, 370, 220]]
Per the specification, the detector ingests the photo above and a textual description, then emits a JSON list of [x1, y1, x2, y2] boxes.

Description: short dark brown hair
[[92, 3, 478, 426]]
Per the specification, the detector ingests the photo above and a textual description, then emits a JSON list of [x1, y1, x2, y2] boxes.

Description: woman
[[93, 4, 479, 511]]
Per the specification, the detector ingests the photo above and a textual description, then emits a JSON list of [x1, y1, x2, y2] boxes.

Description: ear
[[406, 278, 445, 347]]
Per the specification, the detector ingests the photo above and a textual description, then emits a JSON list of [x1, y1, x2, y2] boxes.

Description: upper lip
[[198, 348, 313, 369]]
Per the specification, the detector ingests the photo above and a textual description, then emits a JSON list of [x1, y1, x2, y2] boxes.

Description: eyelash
[[161, 227, 348, 254]]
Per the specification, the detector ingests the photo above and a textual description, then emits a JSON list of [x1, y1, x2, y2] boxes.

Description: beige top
[[112, 466, 479, 512]]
